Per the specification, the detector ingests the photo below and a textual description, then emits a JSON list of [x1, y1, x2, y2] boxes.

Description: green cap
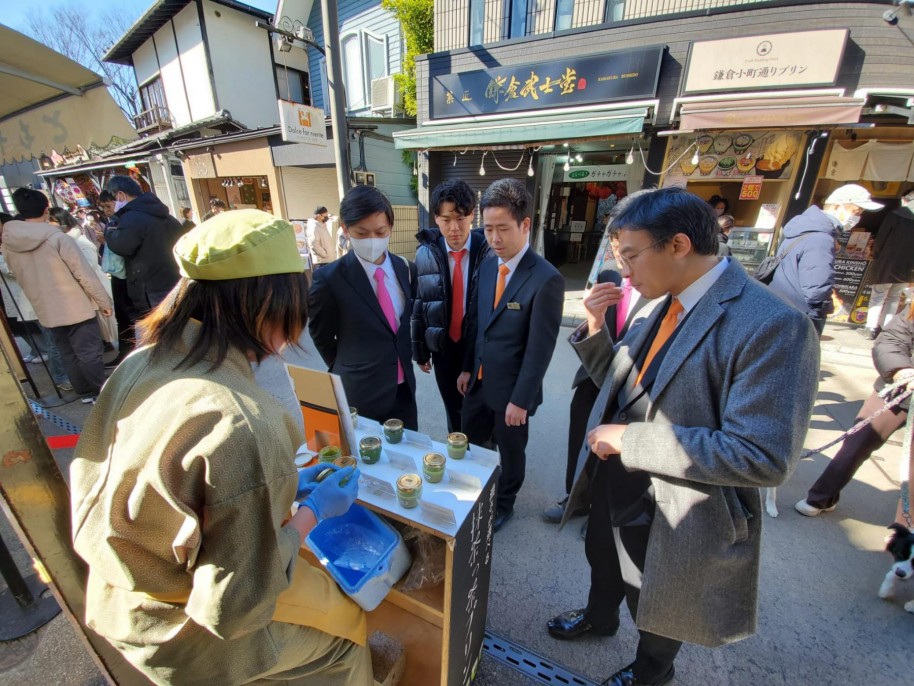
[[174, 209, 304, 281]]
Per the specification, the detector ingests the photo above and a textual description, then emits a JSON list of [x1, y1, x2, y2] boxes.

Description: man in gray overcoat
[[552, 188, 820, 686]]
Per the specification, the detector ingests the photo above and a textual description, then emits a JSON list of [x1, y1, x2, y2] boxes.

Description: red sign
[[739, 175, 763, 201]]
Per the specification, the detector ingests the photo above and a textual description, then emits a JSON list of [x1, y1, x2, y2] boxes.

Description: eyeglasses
[[616, 239, 666, 268]]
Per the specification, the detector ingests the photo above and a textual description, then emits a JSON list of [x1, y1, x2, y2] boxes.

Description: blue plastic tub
[[306, 504, 411, 611]]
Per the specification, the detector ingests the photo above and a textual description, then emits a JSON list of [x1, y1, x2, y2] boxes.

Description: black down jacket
[[411, 227, 489, 363]]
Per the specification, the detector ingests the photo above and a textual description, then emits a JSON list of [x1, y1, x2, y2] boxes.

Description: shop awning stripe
[[393, 109, 648, 150]]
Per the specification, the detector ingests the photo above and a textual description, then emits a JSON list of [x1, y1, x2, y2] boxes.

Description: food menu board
[[664, 130, 804, 181]]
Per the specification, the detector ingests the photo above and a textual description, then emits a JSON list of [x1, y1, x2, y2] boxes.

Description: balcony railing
[[134, 105, 172, 135]]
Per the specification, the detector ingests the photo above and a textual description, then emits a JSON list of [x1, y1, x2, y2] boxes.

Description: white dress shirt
[[355, 251, 405, 320], [498, 242, 529, 289], [446, 233, 472, 312], [673, 257, 730, 324]]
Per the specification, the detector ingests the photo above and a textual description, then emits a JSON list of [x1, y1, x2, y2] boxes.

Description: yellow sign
[[277, 100, 328, 147]]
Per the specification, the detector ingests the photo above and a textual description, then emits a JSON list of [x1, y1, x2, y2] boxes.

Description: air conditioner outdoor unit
[[370, 76, 403, 115]]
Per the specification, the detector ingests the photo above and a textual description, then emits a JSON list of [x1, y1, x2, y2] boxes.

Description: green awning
[[393, 108, 648, 150]]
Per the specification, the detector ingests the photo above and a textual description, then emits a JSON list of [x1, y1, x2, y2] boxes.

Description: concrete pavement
[[1, 283, 909, 685]]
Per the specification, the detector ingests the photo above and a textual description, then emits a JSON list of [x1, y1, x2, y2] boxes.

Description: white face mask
[[349, 236, 389, 263], [114, 198, 128, 212], [842, 213, 861, 231]]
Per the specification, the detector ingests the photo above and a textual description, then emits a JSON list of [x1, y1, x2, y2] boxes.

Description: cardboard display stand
[[288, 364, 499, 685]]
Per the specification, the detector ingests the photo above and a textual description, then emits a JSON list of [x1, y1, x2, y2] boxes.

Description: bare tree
[[25, 6, 139, 120]]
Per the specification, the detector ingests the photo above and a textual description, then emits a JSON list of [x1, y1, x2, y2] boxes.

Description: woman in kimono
[[70, 209, 370, 685]]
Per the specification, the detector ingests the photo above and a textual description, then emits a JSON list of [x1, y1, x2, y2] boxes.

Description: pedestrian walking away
[[555, 187, 820, 686]]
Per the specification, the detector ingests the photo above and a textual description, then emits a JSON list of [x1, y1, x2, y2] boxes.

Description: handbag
[[101, 246, 126, 279]]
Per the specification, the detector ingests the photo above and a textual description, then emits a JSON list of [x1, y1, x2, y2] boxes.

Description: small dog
[[765, 487, 779, 517], [878, 523, 914, 613]]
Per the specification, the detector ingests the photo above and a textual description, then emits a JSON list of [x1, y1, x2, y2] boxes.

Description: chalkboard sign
[[831, 258, 871, 324]]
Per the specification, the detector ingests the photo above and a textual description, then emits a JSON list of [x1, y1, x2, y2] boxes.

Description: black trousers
[[461, 380, 529, 513], [806, 390, 907, 508], [361, 382, 418, 432], [431, 337, 467, 434], [586, 459, 681, 683], [49, 317, 106, 397], [110, 276, 135, 356], [566, 377, 601, 495]]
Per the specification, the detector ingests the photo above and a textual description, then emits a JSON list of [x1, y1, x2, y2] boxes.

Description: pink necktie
[[374, 267, 404, 383], [615, 278, 632, 337]]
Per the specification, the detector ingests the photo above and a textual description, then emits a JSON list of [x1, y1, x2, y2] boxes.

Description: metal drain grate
[[28, 400, 82, 435], [483, 630, 599, 686]]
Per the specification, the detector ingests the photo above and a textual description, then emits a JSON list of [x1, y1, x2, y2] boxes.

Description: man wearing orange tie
[[457, 179, 564, 532], [555, 188, 820, 686]]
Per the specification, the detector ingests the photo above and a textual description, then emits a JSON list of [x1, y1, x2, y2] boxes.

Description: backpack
[[753, 234, 810, 284]]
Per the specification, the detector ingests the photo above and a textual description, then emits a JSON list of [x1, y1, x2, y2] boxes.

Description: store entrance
[[200, 176, 272, 214]]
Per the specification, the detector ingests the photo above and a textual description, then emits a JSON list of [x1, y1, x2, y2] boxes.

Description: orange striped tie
[[478, 264, 511, 379], [635, 298, 684, 386]]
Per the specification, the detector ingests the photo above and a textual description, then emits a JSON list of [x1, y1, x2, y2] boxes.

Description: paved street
[[1, 303, 911, 685]]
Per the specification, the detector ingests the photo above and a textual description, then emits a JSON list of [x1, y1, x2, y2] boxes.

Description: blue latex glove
[[302, 466, 360, 522], [296, 463, 335, 500]]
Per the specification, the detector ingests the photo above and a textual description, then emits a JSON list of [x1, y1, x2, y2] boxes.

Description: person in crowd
[[457, 179, 564, 532], [769, 184, 883, 337], [1, 211, 71, 388], [307, 206, 335, 269], [796, 307, 914, 521], [412, 180, 489, 433], [104, 175, 184, 319], [708, 195, 729, 217], [309, 186, 418, 428], [97, 189, 134, 367], [70, 209, 369, 685], [180, 207, 196, 233], [2, 188, 112, 403], [49, 208, 118, 349], [202, 198, 227, 221], [543, 192, 660, 534], [553, 188, 819, 686], [716, 214, 734, 256], [859, 188, 914, 340]]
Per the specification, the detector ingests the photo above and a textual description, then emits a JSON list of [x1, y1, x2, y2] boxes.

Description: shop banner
[[278, 100, 328, 147], [739, 175, 763, 201], [683, 29, 847, 94], [430, 46, 663, 120], [664, 130, 803, 182], [830, 258, 870, 324], [563, 165, 629, 183]]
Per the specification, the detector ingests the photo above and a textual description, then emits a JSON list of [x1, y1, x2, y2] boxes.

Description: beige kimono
[[71, 321, 368, 685]]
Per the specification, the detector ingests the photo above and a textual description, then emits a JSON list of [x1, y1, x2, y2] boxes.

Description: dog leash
[[800, 381, 913, 459], [900, 393, 912, 529]]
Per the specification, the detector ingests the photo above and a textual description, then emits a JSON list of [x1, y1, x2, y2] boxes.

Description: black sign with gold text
[[430, 46, 665, 120]]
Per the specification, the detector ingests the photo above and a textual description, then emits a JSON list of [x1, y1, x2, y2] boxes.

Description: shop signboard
[[739, 175, 763, 201], [683, 29, 847, 94], [278, 100, 328, 147], [830, 258, 870, 324], [563, 165, 628, 183], [187, 152, 216, 179], [664, 130, 803, 182], [430, 46, 663, 120]]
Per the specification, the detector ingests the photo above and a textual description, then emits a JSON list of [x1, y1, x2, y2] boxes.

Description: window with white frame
[[341, 31, 389, 112]]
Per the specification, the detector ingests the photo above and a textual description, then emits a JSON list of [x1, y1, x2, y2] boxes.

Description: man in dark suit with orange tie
[[309, 186, 418, 428], [457, 179, 564, 532]]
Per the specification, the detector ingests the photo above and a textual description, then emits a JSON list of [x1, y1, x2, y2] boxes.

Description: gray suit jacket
[[564, 259, 819, 647]]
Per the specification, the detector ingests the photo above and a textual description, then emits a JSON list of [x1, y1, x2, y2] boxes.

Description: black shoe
[[856, 327, 877, 340], [493, 509, 514, 532], [547, 609, 618, 640], [601, 664, 674, 686], [543, 495, 590, 523]]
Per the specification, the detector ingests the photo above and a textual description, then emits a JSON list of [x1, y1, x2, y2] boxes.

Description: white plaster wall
[[152, 24, 193, 126], [172, 3, 216, 122], [132, 41, 159, 89], [203, 0, 278, 128]]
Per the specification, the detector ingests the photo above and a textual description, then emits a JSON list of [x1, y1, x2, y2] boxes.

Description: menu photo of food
[[667, 130, 803, 181]]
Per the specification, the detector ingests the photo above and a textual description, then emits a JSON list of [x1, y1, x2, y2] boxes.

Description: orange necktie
[[635, 298, 684, 386], [478, 264, 512, 379]]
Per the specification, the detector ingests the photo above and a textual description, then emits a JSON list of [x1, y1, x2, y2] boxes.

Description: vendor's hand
[[588, 424, 627, 460], [583, 283, 623, 336], [505, 402, 527, 427], [302, 466, 360, 522], [418, 360, 432, 374], [296, 463, 335, 500], [457, 371, 471, 396]]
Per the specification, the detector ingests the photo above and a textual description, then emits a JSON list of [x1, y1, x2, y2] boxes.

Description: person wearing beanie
[[70, 209, 370, 686]]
